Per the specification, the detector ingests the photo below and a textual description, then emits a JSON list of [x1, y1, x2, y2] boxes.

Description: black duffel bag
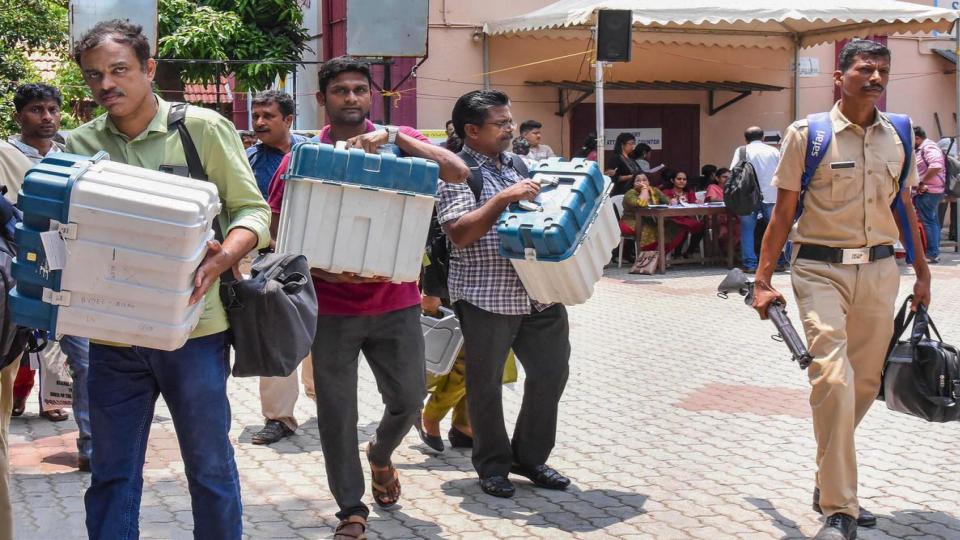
[[221, 253, 318, 377], [878, 296, 960, 422]]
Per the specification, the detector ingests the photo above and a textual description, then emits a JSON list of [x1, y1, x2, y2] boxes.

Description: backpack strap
[[510, 153, 530, 179], [798, 112, 834, 220], [166, 102, 237, 279], [886, 112, 917, 263], [456, 150, 486, 203]]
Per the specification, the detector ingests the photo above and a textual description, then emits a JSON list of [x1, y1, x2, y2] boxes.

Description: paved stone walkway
[[9, 253, 960, 539]]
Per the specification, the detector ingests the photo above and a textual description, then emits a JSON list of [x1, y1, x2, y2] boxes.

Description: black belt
[[796, 244, 895, 264]]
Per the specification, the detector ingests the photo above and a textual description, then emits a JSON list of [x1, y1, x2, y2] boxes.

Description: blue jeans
[[85, 332, 241, 540], [740, 202, 788, 269], [59, 336, 91, 459], [914, 192, 945, 259]]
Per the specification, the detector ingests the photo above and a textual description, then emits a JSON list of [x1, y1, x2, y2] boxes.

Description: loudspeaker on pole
[[597, 9, 633, 63]]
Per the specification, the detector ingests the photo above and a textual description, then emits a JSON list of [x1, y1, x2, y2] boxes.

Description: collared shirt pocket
[[829, 164, 861, 203]]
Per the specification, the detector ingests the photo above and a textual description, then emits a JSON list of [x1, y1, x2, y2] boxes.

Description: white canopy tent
[[484, 0, 959, 169]]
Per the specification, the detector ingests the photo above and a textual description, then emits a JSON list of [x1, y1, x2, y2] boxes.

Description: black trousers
[[453, 301, 571, 479], [311, 305, 426, 520]]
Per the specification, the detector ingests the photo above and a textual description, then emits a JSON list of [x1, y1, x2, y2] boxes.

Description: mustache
[[99, 89, 125, 100], [863, 84, 884, 92]]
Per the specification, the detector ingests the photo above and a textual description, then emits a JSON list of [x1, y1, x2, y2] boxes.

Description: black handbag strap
[[886, 295, 914, 359], [167, 102, 235, 284]]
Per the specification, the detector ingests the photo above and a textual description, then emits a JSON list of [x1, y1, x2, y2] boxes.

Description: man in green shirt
[[67, 20, 269, 540]]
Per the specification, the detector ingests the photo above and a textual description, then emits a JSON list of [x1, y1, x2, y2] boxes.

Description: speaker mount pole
[[594, 29, 605, 173]]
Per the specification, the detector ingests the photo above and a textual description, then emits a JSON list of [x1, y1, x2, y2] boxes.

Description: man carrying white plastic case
[[436, 90, 573, 499], [67, 20, 270, 540], [266, 56, 468, 540]]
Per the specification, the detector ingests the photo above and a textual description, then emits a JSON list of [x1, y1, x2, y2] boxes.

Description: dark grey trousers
[[453, 301, 571, 479], [311, 305, 426, 520]]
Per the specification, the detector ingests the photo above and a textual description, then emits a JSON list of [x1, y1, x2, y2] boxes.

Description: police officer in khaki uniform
[[753, 40, 932, 540]]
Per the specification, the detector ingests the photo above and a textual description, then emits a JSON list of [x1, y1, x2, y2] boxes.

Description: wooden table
[[635, 205, 737, 274]]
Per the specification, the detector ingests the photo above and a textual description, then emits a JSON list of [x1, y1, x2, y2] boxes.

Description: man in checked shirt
[[436, 90, 572, 499]]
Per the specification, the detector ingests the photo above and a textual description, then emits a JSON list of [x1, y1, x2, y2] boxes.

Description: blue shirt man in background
[[246, 89, 306, 198]]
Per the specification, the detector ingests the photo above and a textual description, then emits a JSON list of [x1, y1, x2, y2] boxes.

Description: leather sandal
[[40, 408, 69, 422], [333, 515, 367, 540], [366, 444, 400, 508]]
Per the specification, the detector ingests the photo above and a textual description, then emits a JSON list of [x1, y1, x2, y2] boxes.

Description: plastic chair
[[609, 195, 636, 268]]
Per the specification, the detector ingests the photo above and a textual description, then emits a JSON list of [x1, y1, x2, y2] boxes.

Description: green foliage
[[0, 0, 69, 136], [158, 0, 309, 91]]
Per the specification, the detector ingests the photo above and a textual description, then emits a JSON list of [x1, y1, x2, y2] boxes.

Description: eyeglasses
[[483, 120, 516, 131]]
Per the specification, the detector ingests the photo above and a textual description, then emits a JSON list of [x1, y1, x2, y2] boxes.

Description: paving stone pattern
[[9, 255, 960, 539]]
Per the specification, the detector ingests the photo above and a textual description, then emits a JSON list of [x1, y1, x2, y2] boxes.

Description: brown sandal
[[365, 443, 401, 508], [41, 408, 69, 422], [334, 515, 367, 540]]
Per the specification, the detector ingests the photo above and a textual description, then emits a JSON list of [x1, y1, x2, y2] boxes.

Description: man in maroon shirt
[[268, 56, 468, 539]]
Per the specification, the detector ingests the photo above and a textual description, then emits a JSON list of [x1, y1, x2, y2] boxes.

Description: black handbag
[[168, 102, 318, 377], [878, 296, 960, 422]]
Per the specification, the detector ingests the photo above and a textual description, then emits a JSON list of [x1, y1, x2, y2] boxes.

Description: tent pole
[[793, 35, 800, 122]]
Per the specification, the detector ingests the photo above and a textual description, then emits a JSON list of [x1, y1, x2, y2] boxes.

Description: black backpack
[[723, 146, 763, 215], [421, 151, 529, 299], [0, 189, 44, 369]]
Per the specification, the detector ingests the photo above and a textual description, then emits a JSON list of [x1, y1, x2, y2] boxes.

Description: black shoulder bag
[[167, 103, 318, 377], [879, 295, 960, 422]]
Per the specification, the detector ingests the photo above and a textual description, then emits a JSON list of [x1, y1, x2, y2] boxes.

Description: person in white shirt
[[519, 120, 556, 161], [729, 126, 787, 272]]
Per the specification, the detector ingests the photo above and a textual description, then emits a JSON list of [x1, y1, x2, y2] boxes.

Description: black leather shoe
[[813, 488, 876, 527], [448, 426, 473, 448], [251, 420, 295, 445], [510, 463, 571, 490], [415, 420, 444, 454], [479, 475, 515, 498], [814, 513, 857, 540]]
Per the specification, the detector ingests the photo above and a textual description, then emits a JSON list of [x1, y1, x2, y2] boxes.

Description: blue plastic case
[[7, 152, 101, 332], [497, 158, 609, 261], [286, 141, 439, 196]]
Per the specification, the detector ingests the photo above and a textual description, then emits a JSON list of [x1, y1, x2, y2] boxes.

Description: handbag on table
[[878, 296, 960, 422]]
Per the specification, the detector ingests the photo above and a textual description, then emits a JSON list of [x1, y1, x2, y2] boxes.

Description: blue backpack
[[800, 112, 916, 263]]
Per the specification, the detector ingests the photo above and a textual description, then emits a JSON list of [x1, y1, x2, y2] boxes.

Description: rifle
[[717, 268, 813, 369]]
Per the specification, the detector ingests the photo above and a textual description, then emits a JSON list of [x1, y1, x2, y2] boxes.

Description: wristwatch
[[385, 125, 399, 145]]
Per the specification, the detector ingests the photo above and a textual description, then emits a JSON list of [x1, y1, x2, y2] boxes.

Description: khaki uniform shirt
[[66, 96, 271, 339], [772, 103, 918, 248]]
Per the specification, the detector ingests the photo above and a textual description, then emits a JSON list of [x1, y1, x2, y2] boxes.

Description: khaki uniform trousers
[[259, 354, 315, 431], [791, 254, 900, 519], [0, 356, 20, 539]]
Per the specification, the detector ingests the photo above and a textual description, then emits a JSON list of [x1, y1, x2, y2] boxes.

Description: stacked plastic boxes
[[276, 141, 439, 283], [497, 158, 618, 305], [10, 152, 221, 350]]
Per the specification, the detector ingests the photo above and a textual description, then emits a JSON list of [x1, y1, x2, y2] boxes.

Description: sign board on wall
[[604, 128, 663, 151], [69, 0, 158, 55], [347, 0, 428, 57]]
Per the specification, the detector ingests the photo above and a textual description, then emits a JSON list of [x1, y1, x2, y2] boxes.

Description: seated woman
[[605, 132, 642, 196], [705, 167, 730, 202], [620, 174, 686, 254], [704, 167, 739, 250], [661, 170, 706, 257]]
